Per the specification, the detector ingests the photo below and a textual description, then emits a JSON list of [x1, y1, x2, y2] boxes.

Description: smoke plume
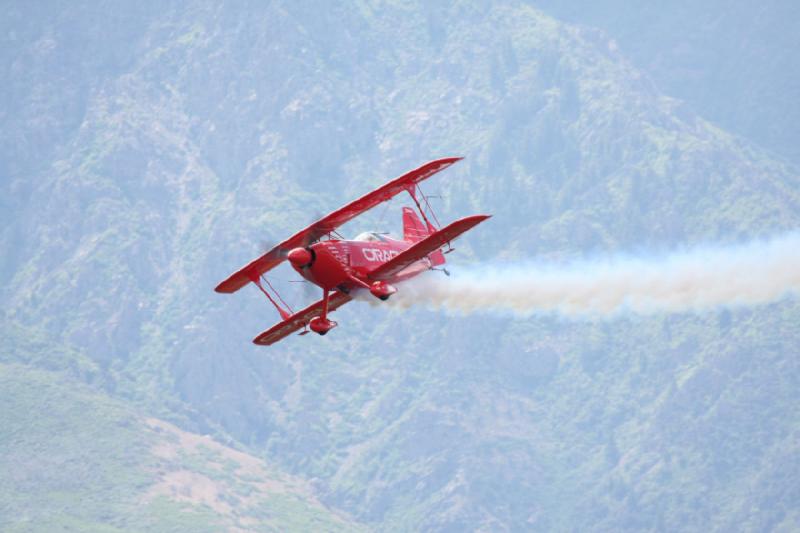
[[392, 232, 800, 317]]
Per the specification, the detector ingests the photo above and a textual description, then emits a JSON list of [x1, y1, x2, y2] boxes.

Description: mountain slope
[[0, 361, 363, 532], [530, 0, 800, 164], [2, 1, 799, 530]]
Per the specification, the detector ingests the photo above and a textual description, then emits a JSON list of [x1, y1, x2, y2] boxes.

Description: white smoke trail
[[392, 232, 800, 317]]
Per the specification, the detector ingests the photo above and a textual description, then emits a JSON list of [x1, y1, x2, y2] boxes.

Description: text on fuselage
[[362, 248, 399, 262]]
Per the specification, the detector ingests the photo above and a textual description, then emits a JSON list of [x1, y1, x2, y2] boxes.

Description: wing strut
[[253, 276, 292, 320], [406, 184, 438, 234]]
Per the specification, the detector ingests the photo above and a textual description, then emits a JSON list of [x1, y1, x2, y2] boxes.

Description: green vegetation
[[0, 363, 362, 531], [1, 1, 799, 530]]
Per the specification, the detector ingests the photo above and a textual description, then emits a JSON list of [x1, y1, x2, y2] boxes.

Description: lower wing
[[253, 291, 352, 346], [368, 214, 490, 281]]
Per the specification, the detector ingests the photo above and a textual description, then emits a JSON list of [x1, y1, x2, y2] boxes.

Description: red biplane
[[215, 157, 489, 346]]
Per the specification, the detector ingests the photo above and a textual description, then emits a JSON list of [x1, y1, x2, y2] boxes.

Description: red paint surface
[[215, 157, 462, 294], [216, 157, 491, 346]]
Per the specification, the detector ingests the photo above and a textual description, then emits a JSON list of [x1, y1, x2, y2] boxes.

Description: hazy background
[[2, 1, 799, 531]]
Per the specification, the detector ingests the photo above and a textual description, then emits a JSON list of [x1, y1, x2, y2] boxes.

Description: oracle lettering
[[362, 248, 399, 262]]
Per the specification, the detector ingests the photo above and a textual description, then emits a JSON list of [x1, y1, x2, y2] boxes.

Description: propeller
[[287, 247, 315, 268], [257, 209, 326, 255], [259, 239, 278, 254], [299, 209, 330, 246], [253, 210, 330, 289]]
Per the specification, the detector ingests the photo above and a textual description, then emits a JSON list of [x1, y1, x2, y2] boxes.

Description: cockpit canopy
[[353, 231, 391, 242]]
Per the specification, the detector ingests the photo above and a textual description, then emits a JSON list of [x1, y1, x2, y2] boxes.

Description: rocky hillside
[[0, 361, 363, 531], [530, 0, 800, 165]]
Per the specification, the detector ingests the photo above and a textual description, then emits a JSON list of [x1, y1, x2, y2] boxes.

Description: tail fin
[[402, 207, 445, 266], [403, 207, 429, 243]]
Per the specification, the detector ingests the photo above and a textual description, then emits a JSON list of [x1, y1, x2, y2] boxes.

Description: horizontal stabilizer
[[252, 291, 352, 346], [368, 214, 490, 281]]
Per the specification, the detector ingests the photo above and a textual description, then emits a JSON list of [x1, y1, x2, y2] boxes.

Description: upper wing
[[368, 214, 491, 281], [252, 291, 352, 346], [215, 157, 463, 293]]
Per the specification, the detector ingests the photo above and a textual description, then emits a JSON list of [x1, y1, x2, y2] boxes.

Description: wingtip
[[214, 281, 233, 293], [252, 331, 271, 345], [428, 156, 464, 166]]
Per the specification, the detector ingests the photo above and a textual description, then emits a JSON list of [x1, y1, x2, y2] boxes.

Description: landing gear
[[309, 316, 337, 335], [370, 281, 397, 301], [309, 288, 338, 336]]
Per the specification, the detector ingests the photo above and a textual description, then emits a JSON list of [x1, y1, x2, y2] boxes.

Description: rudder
[[402, 207, 445, 266], [402, 207, 429, 243]]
